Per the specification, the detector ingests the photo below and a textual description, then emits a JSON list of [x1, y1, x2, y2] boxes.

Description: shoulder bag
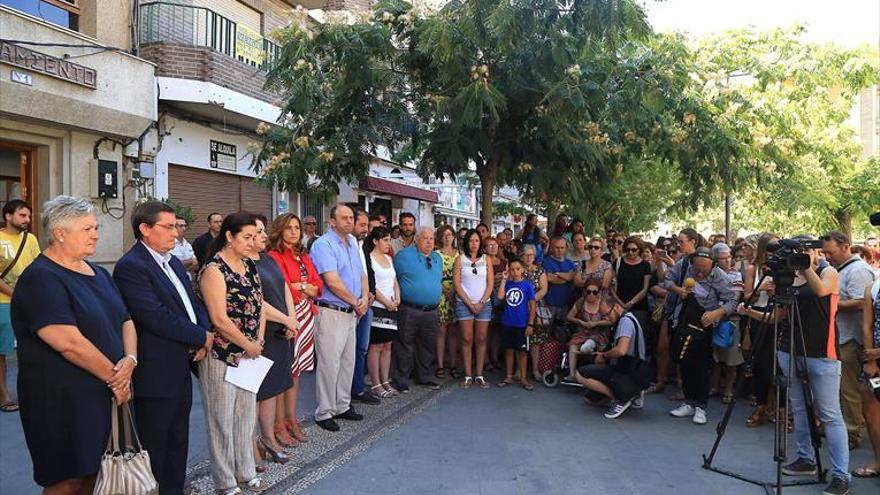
[[93, 401, 159, 495], [609, 313, 653, 401], [0, 232, 28, 281]]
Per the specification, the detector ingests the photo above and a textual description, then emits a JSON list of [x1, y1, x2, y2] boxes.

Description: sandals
[[449, 367, 462, 379], [0, 400, 19, 412], [435, 367, 447, 379], [852, 466, 880, 478], [475, 376, 490, 389], [461, 376, 473, 389], [273, 424, 299, 448], [746, 406, 769, 427], [520, 381, 534, 391], [241, 478, 268, 493], [285, 418, 308, 443], [372, 384, 393, 398], [497, 376, 515, 387], [381, 381, 400, 396]]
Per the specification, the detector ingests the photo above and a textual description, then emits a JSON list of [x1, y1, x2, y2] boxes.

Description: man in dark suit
[[114, 201, 212, 495]]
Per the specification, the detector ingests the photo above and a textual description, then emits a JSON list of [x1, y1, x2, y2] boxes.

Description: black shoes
[[782, 458, 818, 476], [352, 390, 380, 404], [334, 408, 364, 421], [316, 418, 340, 432], [822, 476, 850, 495], [416, 380, 440, 390]]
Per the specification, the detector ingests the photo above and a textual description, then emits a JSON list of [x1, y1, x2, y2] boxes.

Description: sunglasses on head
[[584, 289, 600, 295]]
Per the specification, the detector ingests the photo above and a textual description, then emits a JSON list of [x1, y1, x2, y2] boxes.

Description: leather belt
[[316, 301, 354, 313]]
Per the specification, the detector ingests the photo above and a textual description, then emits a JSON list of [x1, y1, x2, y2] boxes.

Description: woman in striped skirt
[[267, 213, 323, 445]]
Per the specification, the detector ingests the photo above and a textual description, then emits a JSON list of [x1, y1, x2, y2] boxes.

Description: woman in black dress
[[250, 215, 298, 460], [12, 196, 138, 494]]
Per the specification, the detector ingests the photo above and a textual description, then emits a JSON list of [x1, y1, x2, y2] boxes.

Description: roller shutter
[[168, 165, 272, 242]]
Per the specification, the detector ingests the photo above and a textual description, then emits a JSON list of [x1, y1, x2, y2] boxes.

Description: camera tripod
[[702, 276, 827, 495]]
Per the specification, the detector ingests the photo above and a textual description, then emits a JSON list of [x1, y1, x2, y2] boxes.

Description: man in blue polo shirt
[[392, 226, 443, 391], [543, 236, 578, 320], [309, 204, 370, 432]]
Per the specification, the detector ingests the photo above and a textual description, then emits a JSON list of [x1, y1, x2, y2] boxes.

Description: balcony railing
[[139, 1, 280, 71]]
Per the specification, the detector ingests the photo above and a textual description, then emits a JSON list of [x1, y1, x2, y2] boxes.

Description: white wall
[[153, 116, 260, 198]]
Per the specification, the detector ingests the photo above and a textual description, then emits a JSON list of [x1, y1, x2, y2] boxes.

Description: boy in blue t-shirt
[[496, 259, 537, 390]]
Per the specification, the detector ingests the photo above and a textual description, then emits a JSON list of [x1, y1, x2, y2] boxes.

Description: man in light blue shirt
[[309, 204, 370, 431], [392, 227, 443, 391]]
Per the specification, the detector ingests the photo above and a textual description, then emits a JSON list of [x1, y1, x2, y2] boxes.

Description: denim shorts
[[454, 297, 493, 322]]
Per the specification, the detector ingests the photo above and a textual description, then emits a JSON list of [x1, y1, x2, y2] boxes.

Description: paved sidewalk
[[298, 382, 879, 495], [3, 357, 879, 494]]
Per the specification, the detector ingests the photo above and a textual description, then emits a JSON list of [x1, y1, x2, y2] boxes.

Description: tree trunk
[[478, 154, 499, 227], [834, 209, 852, 239]]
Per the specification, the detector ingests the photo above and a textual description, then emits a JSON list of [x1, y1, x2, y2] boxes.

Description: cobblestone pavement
[[2, 358, 879, 494]]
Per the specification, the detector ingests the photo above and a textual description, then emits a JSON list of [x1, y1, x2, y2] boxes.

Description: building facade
[[0, 1, 157, 266]]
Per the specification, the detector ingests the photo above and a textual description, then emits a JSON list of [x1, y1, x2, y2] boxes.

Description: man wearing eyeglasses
[[391, 227, 443, 391], [170, 218, 198, 279], [302, 215, 319, 250]]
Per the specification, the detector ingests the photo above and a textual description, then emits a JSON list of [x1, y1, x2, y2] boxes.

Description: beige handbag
[[93, 401, 159, 495]]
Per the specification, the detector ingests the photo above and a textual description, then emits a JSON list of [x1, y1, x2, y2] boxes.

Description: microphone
[[871, 211, 880, 226]]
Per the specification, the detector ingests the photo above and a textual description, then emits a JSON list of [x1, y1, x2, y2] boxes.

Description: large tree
[[254, 0, 745, 225], [669, 26, 880, 238]]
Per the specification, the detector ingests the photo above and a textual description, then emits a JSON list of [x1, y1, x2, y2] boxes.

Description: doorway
[[0, 142, 38, 233]]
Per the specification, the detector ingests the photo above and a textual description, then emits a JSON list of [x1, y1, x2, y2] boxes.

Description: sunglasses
[[584, 289, 600, 295], [425, 256, 433, 270], [588, 245, 602, 250], [625, 248, 639, 253], [613, 240, 624, 245], [471, 261, 478, 275], [304, 222, 317, 226], [668, 249, 678, 254]]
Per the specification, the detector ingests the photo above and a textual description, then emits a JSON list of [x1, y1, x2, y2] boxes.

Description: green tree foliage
[[253, 0, 747, 225], [679, 26, 880, 238]]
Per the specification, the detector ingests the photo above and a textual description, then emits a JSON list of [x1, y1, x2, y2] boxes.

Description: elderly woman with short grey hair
[[11, 196, 138, 495]]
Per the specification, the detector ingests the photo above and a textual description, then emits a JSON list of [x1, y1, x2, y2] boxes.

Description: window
[[1, 0, 80, 31]]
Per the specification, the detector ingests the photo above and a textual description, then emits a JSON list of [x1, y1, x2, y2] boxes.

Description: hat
[[711, 243, 731, 258], [693, 246, 714, 261]]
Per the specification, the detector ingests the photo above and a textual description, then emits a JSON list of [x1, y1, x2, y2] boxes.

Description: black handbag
[[670, 297, 710, 365]]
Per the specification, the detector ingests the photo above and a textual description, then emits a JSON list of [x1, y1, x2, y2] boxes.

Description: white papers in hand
[[224, 356, 274, 393]]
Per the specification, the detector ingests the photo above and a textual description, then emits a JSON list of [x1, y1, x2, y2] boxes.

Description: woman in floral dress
[[435, 225, 460, 379]]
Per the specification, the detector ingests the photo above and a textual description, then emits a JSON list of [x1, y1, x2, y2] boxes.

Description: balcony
[[138, 1, 282, 119]]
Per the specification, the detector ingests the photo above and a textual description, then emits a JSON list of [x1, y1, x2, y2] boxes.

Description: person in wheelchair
[[563, 279, 616, 382], [574, 303, 651, 420]]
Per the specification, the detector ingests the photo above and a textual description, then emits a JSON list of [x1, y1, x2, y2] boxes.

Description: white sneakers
[[669, 403, 707, 424], [692, 407, 707, 425], [669, 403, 695, 417]]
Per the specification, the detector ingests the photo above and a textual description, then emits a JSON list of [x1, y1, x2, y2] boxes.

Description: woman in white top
[[453, 229, 495, 388], [364, 227, 401, 398]]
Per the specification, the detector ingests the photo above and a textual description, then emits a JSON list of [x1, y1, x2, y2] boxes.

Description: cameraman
[[821, 231, 876, 450], [766, 236, 850, 495]]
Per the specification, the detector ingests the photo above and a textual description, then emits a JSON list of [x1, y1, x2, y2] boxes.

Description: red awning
[[359, 176, 438, 203]]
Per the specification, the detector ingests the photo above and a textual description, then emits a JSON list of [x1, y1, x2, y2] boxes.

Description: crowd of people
[[3, 198, 880, 495]]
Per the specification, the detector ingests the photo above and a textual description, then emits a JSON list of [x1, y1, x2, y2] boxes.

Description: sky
[[643, 0, 880, 47]]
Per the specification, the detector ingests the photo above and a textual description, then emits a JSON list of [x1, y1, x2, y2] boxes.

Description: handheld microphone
[[871, 211, 880, 226]]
